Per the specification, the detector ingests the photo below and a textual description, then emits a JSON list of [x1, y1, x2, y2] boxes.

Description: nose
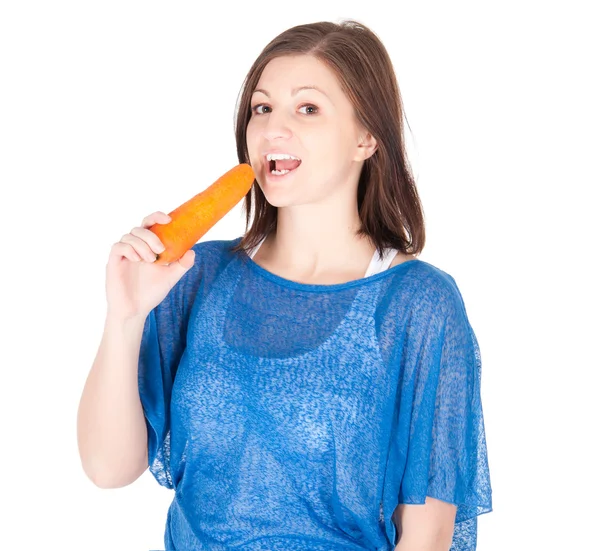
[[261, 109, 293, 141]]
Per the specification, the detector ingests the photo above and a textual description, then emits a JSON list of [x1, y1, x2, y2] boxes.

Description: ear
[[354, 131, 378, 162]]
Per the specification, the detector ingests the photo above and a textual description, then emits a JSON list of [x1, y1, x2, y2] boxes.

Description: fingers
[[130, 227, 166, 257], [142, 211, 171, 229], [111, 211, 172, 263], [118, 233, 160, 263], [110, 241, 143, 262]]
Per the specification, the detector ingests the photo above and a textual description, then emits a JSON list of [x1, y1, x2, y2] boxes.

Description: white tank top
[[247, 236, 399, 277]]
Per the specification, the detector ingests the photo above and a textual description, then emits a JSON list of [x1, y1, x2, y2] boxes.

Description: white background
[[1, 1, 598, 550]]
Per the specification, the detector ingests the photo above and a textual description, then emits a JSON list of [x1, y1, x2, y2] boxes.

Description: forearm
[[392, 497, 455, 551], [394, 536, 451, 551], [395, 543, 450, 551], [77, 314, 149, 488]]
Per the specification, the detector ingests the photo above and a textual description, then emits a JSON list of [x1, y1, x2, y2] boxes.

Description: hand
[[105, 211, 195, 321]]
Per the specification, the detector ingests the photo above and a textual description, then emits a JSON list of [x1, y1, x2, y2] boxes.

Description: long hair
[[229, 19, 425, 261]]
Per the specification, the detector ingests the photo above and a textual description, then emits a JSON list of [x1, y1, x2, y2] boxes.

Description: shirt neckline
[[240, 247, 420, 293]]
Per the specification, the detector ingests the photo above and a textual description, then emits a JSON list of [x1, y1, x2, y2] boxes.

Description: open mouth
[[266, 154, 302, 176]]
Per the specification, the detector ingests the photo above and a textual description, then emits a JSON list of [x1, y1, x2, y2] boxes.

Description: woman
[[78, 19, 492, 551]]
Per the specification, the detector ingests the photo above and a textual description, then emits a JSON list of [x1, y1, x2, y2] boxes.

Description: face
[[246, 54, 375, 207]]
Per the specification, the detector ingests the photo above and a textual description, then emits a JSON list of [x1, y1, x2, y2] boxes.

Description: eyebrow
[[252, 85, 331, 100]]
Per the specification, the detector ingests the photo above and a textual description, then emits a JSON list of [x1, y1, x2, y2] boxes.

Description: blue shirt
[[138, 237, 493, 550]]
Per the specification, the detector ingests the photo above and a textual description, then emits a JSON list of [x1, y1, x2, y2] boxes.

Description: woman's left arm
[[393, 496, 457, 551], [386, 274, 493, 550]]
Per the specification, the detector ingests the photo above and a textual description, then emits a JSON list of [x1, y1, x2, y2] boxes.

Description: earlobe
[[356, 133, 378, 161], [365, 142, 378, 161]]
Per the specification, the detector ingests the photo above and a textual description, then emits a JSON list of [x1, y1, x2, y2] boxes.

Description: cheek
[[245, 123, 260, 159], [314, 134, 349, 167], [245, 120, 256, 142], [314, 123, 347, 151]]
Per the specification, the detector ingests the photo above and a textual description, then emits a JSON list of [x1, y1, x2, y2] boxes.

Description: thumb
[[168, 249, 195, 278]]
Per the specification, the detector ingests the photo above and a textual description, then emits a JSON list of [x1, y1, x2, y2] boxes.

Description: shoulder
[[389, 259, 469, 323], [180, 236, 250, 288], [187, 236, 244, 273], [399, 259, 464, 304], [159, 237, 243, 309], [191, 236, 241, 261]]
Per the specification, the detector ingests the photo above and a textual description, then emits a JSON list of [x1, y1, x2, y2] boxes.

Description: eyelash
[[250, 103, 319, 116]]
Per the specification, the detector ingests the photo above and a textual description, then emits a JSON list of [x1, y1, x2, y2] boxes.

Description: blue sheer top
[[138, 237, 492, 550]]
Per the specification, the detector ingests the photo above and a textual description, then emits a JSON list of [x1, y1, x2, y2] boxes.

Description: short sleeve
[[137, 285, 188, 490], [394, 279, 493, 550]]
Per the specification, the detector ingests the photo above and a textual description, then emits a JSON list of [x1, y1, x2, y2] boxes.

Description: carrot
[[149, 163, 255, 264]]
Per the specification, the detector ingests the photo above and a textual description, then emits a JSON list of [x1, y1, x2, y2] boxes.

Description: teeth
[[271, 169, 290, 175], [266, 153, 301, 161]]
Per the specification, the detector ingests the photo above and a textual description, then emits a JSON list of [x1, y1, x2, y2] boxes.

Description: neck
[[262, 206, 375, 277]]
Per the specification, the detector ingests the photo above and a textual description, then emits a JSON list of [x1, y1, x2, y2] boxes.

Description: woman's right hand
[[105, 211, 196, 321]]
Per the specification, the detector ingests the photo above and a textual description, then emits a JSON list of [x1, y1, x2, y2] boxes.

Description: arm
[[393, 496, 457, 551], [77, 314, 149, 489]]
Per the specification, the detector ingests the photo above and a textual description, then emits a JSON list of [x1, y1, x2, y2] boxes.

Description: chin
[[255, 172, 300, 206], [260, 193, 295, 208]]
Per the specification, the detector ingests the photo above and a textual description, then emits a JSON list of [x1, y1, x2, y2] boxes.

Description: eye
[[251, 104, 271, 115], [299, 104, 318, 115]]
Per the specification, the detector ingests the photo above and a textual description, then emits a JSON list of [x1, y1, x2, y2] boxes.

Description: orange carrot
[[149, 163, 255, 264]]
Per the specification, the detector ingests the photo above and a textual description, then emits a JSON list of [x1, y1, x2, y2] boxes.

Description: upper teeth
[[266, 153, 301, 161]]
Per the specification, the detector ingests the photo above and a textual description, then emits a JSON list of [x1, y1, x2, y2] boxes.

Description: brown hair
[[229, 19, 425, 261]]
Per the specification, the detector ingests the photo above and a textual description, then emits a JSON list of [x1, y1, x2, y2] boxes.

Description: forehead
[[255, 55, 340, 94]]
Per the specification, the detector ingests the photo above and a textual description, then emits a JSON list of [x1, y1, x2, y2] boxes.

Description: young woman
[[78, 19, 492, 551]]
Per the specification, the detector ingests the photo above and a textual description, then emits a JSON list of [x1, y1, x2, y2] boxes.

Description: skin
[[246, 54, 415, 285], [246, 54, 457, 548], [392, 497, 457, 550]]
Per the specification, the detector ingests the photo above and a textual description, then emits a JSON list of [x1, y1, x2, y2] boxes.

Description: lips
[[263, 151, 302, 161], [264, 162, 301, 182]]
